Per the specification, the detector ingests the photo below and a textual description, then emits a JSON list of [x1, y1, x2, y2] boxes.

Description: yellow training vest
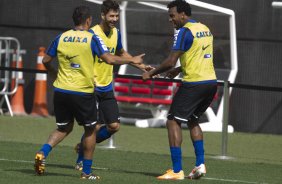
[[180, 22, 217, 82], [53, 29, 95, 93], [90, 25, 118, 87]]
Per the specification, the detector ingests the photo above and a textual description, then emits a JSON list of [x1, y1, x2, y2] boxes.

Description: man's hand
[[131, 53, 145, 64], [142, 71, 152, 81], [136, 64, 154, 72], [144, 65, 161, 78], [144, 65, 155, 71], [130, 63, 155, 73]]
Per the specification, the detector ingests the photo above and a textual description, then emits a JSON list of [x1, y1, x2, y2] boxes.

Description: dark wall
[[0, 0, 282, 134], [202, 0, 282, 134]]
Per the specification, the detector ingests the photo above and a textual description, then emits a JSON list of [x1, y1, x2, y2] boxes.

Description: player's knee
[[107, 122, 120, 133], [188, 119, 200, 129], [95, 123, 102, 131], [188, 120, 203, 140], [57, 124, 73, 133]]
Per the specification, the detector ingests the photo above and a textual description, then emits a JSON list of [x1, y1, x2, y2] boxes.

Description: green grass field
[[0, 116, 282, 184]]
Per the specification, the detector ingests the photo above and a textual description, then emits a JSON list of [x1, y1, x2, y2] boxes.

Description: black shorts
[[95, 91, 120, 124], [167, 82, 217, 124], [54, 91, 97, 128]]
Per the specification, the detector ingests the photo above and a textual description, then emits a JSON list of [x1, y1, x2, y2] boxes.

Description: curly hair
[[101, 0, 120, 14], [167, 0, 191, 16]]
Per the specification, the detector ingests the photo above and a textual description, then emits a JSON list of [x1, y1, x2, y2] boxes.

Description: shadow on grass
[[101, 167, 160, 177], [7, 161, 160, 178], [48, 162, 160, 177], [6, 168, 75, 177], [5, 162, 77, 177]]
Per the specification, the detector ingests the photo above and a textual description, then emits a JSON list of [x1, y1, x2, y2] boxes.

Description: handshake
[[130, 53, 180, 81]]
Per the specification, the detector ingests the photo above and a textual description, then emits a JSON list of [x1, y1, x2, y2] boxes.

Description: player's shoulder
[[175, 27, 191, 38], [89, 24, 100, 34], [54, 33, 63, 40], [64, 29, 92, 35], [92, 24, 100, 30], [182, 27, 190, 33], [61, 29, 73, 35]]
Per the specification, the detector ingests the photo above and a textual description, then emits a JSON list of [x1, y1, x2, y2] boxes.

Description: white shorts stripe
[[85, 121, 97, 127], [56, 122, 68, 126], [174, 116, 188, 122]]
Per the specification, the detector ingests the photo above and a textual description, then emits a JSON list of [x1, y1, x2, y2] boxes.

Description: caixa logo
[[63, 36, 88, 43], [196, 31, 212, 38]]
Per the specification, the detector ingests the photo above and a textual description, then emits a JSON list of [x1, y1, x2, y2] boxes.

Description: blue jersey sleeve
[[46, 34, 61, 57], [172, 28, 193, 51], [91, 34, 109, 57], [116, 30, 123, 51]]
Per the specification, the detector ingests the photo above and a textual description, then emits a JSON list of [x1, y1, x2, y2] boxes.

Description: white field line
[[203, 177, 268, 184], [0, 158, 268, 183], [0, 158, 33, 163], [0, 158, 108, 170]]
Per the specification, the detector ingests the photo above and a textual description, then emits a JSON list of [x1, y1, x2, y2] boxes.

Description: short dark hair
[[101, 0, 120, 14], [167, 0, 191, 16], [72, 6, 91, 26]]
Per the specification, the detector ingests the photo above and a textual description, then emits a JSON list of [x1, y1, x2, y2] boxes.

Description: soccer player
[[34, 5, 144, 180], [142, 0, 217, 180], [74, 0, 152, 170]]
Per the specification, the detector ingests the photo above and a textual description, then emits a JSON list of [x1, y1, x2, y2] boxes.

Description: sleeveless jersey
[[90, 25, 118, 87], [53, 30, 96, 93], [180, 22, 217, 82]]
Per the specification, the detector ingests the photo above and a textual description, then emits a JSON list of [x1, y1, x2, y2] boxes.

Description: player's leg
[[96, 123, 120, 143], [80, 125, 99, 179], [168, 119, 183, 170], [41, 121, 74, 156], [74, 136, 84, 170], [188, 116, 204, 166], [75, 91, 120, 170], [74, 92, 100, 180], [157, 119, 184, 180], [34, 91, 74, 175], [157, 87, 187, 180], [187, 83, 217, 179], [96, 91, 120, 143], [75, 91, 99, 168], [187, 124, 207, 180], [187, 117, 207, 179], [75, 91, 119, 152]]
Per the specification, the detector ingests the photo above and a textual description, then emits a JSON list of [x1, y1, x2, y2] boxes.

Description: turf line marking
[[203, 177, 267, 184], [0, 158, 267, 183], [0, 158, 33, 163], [0, 158, 109, 170]]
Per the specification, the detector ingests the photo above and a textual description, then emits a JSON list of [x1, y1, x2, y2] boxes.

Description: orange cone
[[10, 51, 27, 115], [31, 47, 49, 117]]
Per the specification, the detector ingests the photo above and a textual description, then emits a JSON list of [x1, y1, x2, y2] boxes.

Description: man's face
[[168, 7, 183, 30], [102, 9, 119, 28]]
